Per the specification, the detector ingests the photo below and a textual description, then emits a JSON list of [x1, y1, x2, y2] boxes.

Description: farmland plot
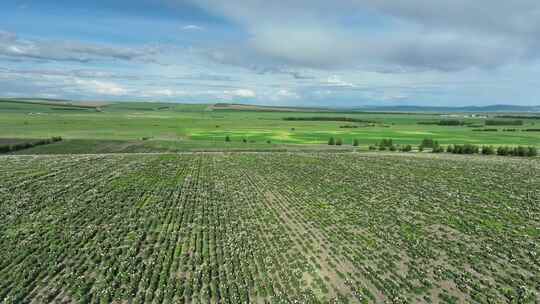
[[0, 153, 539, 303]]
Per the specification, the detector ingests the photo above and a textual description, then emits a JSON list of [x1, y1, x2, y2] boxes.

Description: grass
[[1, 99, 539, 154]]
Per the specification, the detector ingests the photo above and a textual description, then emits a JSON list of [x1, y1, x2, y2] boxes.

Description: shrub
[[495, 146, 537, 157], [485, 119, 523, 126], [432, 145, 445, 153], [335, 138, 343, 146], [368, 145, 377, 151], [446, 145, 454, 153], [242, 138, 247, 143], [420, 138, 438, 149], [497, 146, 511, 156], [512, 146, 528, 157], [481, 146, 495, 155], [0, 145, 11, 153], [352, 139, 359, 147], [225, 135, 231, 142], [428, 140, 443, 153], [417, 121, 439, 125], [266, 140, 271, 144], [452, 144, 479, 154], [438, 120, 464, 126], [400, 145, 412, 152], [328, 137, 335, 145], [379, 138, 393, 147]]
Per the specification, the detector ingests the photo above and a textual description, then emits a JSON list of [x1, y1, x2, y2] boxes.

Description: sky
[[1, 0, 540, 107]]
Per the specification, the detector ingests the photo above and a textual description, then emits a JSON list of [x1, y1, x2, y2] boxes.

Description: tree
[[400, 145, 412, 152], [379, 138, 393, 147], [432, 145, 444, 153], [336, 138, 343, 146], [431, 140, 444, 153], [420, 138, 435, 148], [242, 138, 247, 143], [482, 146, 495, 155], [353, 139, 359, 146], [497, 146, 510, 156], [527, 146, 538, 157], [0, 145, 10, 153], [513, 146, 527, 157], [328, 137, 335, 145], [225, 135, 231, 142], [451, 144, 479, 154]]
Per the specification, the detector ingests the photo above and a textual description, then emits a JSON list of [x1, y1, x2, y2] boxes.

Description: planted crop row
[[0, 153, 538, 303]]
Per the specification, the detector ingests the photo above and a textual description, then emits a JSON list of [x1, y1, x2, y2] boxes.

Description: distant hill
[[3, 98, 539, 113], [348, 104, 540, 113], [213, 103, 540, 113], [0, 98, 109, 109], [209, 103, 331, 112]]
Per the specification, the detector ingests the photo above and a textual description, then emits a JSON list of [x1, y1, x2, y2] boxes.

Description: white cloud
[[188, 0, 540, 71], [277, 89, 299, 98], [268, 89, 301, 101], [0, 30, 159, 63], [325, 75, 355, 87], [72, 79, 128, 96], [228, 88, 256, 98], [182, 25, 204, 31]]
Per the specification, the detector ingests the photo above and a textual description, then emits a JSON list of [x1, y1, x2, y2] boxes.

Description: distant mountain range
[[348, 104, 540, 113], [212, 102, 540, 113], [2, 98, 539, 113]]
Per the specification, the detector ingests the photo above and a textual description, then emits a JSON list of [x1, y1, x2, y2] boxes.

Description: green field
[[1, 153, 538, 303], [1, 99, 539, 154]]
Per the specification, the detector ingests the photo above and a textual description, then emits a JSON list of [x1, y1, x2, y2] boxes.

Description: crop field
[[1, 153, 538, 303], [1, 100, 540, 153]]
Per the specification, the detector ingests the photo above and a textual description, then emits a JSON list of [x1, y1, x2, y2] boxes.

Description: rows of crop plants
[[0, 153, 539, 303]]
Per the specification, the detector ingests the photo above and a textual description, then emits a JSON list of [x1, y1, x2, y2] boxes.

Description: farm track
[[0, 153, 539, 303]]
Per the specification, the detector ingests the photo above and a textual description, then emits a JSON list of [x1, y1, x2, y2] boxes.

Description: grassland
[[1, 99, 539, 154], [1, 153, 538, 303]]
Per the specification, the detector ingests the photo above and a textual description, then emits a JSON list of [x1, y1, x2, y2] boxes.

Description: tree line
[[0, 137, 62, 154], [283, 117, 374, 123], [365, 137, 537, 157]]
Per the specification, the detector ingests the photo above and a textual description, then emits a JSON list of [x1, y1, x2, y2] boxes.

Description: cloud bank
[[188, 0, 540, 71], [1, 1, 540, 106]]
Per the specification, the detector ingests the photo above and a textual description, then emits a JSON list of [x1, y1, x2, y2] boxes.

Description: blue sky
[[1, 0, 540, 106]]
